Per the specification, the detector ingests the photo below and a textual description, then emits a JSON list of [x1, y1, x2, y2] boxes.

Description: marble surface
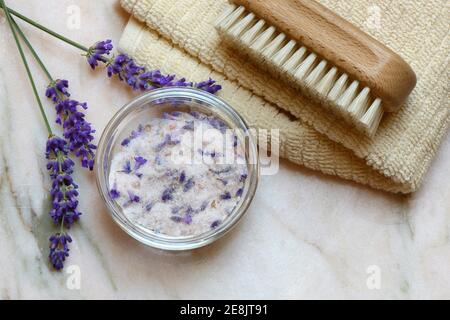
[[0, 0, 449, 299]]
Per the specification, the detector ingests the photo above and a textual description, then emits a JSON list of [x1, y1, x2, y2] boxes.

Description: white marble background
[[0, 0, 449, 299]]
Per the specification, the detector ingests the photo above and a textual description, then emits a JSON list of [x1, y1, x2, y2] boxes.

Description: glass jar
[[95, 87, 259, 250]]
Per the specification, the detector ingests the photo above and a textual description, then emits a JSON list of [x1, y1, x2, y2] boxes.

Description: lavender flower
[[162, 186, 175, 202], [46, 136, 81, 227], [121, 160, 132, 174], [46, 136, 80, 270], [86, 40, 222, 95], [171, 216, 183, 223], [220, 192, 232, 200], [46, 79, 96, 170], [121, 124, 144, 146], [128, 191, 140, 203], [145, 202, 154, 212], [211, 220, 221, 229], [179, 171, 186, 183], [134, 156, 147, 170], [184, 213, 193, 225], [183, 178, 195, 192], [86, 39, 113, 69], [109, 183, 120, 199], [45, 79, 69, 102], [49, 233, 72, 270], [195, 78, 222, 94]]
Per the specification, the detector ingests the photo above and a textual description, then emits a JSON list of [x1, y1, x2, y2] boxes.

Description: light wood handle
[[232, 0, 416, 112]]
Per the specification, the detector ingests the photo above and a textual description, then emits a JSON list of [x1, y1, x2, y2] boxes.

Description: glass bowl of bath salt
[[95, 87, 259, 250]]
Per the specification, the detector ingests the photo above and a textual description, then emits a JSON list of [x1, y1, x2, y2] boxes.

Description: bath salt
[[108, 111, 248, 237]]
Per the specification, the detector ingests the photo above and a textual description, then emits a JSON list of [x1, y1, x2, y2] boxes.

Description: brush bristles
[[215, 4, 386, 137]]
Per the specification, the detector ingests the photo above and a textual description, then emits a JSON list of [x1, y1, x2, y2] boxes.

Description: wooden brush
[[214, 0, 416, 136]]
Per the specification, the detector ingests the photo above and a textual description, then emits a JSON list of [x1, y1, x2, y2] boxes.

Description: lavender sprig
[[0, 2, 80, 271], [46, 136, 82, 270], [46, 80, 96, 170], [86, 41, 222, 94]]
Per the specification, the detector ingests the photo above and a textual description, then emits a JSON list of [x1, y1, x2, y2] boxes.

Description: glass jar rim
[[95, 87, 259, 250]]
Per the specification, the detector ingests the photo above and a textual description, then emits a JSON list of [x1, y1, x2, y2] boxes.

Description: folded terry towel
[[118, 0, 449, 193]]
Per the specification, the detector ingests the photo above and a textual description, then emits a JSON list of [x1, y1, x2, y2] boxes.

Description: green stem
[[0, 0, 52, 135], [11, 16, 53, 82], [0, 4, 89, 52]]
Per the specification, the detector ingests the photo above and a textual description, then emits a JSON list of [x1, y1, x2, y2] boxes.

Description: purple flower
[[134, 156, 147, 170], [183, 178, 195, 192], [126, 190, 140, 204], [220, 192, 232, 200], [171, 216, 183, 223], [46, 136, 81, 227], [211, 220, 221, 229], [46, 136, 81, 270], [179, 171, 186, 183], [121, 124, 144, 146], [45, 79, 69, 102], [46, 80, 96, 170], [86, 39, 113, 69], [145, 202, 154, 212], [236, 188, 244, 197], [49, 233, 72, 270], [195, 78, 222, 94], [184, 213, 193, 225], [121, 160, 132, 174], [109, 184, 120, 199], [162, 187, 175, 202]]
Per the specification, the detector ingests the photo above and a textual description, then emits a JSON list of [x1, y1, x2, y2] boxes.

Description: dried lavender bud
[[184, 212, 193, 225], [183, 178, 195, 192], [145, 202, 154, 212], [109, 184, 120, 199], [195, 78, 222, 94], [220, 192, 232, 200], [126, 191, 140, 204], [134, 156, 147, 170], [211, 220, 221, 229], [179, 171, 186, 183], [236, 188, 243, 197], [162, 187, 175, 202], [171, 216, 183, 223], [121, 124, 144, 146], [121, 160, 132, 174]]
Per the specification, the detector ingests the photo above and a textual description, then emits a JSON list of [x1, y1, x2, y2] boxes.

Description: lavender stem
[[0, 4, 89, 52], [0, 0, 52, 134]]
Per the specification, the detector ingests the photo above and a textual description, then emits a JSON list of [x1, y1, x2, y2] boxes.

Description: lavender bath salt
[[108, 111, 248, 237]]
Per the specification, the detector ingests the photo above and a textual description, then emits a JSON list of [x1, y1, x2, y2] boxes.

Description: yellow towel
[[118, 0, 449, 193]]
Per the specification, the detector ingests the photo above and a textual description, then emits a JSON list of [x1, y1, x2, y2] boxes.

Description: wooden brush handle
[[232, 0, 416, 112]]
